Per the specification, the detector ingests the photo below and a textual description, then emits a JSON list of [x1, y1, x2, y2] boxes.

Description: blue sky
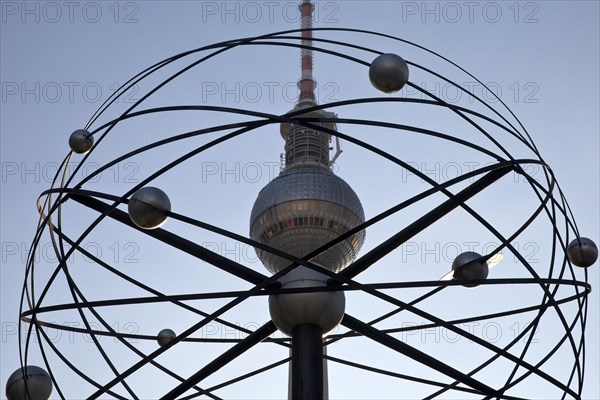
[[1, 1, 599, 399]]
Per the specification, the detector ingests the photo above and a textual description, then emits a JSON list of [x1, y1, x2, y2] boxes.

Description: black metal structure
[[13, 28, 595, 399], [291, 324, 324, 400]]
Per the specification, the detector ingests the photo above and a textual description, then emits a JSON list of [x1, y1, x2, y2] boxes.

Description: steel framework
[[13, 28, 595, 399]]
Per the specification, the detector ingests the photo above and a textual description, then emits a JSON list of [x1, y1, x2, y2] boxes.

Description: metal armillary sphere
[[8, 22, 597, 400]]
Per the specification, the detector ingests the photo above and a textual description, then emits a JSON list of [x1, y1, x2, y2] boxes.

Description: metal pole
[[291, 324, 323, 400], [323, 344, 329, 400]]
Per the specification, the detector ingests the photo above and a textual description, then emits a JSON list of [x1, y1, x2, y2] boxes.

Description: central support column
[[291, 324, 323, 400]]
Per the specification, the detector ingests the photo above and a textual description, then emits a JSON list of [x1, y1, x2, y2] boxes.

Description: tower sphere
[[269, 266, 345, 336], [452, 251, 489, 288], [567, 237, 598, 268], [127, 187, 171, 230], [6, 366, 52, 400], [157, 328, 176, 347], [68, 129, 94, 154], [369, 53, 409, 94], [250, 166, 365, 274]]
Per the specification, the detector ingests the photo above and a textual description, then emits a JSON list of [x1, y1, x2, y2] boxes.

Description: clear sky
[[1, 1, 598, 399]]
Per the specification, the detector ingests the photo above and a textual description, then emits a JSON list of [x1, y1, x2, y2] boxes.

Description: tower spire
[[279, 0, 337, 170], [298, 0, 316, 104]]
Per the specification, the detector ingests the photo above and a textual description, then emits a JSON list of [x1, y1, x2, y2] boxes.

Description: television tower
[[249, 1, 366, 399]]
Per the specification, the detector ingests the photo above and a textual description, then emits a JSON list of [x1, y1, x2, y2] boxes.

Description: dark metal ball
[[269, 267, 345, 336], [452, 251, 489, 288], [157, 328, 176, 347], [369, 53, 409, 94], [567, 237, 598, 268], [68, 129, 94, 154], [6, 366, 52, 400], [127, 187, 171, 230]]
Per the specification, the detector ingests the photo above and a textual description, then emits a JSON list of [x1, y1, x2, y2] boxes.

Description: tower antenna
[[298, 0, 316, 104], [279, 0, 342, 170]]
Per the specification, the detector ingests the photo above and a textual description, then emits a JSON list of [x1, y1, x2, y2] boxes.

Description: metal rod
[[331, 165, 513, 283], [69, 194, 269, 285], [342, 314, 499, 397], [291, 324, 324, 400], [159, 321, 277, 399]]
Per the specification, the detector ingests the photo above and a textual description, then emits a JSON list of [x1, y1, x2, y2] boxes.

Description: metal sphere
[[68, 129, 94, 154], [452, 251, 489, 288], [127, 187, 171, 230], [567, 237, 598, 268], [269, 266, 345, 336], [157, 328, 176, 347], [250, 166, 365, 274], [369, 53, 409, 94], [6, 366, 52, 400]]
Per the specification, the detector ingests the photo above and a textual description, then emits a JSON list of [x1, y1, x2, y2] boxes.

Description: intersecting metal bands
[[18, 28, 590, 399]]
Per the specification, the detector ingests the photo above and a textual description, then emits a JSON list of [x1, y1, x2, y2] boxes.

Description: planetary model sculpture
[[7, 2, 598, 399]]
